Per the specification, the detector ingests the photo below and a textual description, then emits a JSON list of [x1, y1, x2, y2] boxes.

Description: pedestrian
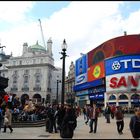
[[129, 107, 140, 139], [60, 105, 77, 138], [85, 104, 90, 125], [47, 104, 57, 133], [3, 107, 13, 133], [115, 106, 124, 135], [89, 102, 99, 133], [0, 107, 3, 132], [104, 104, 111, 123], [111, 105, 116, 119], [82, 106, 86, 120]]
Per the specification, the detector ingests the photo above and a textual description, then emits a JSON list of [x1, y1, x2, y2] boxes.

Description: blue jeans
[[89, 118, 98, 132]]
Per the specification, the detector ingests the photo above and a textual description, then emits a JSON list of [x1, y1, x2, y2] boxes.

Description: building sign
[[88, 86, 105, 94], [89, 93, 104, 100], [75, 73, 87, 85], [75, 54, 87, 76], [76, 90, 89, 96], [75, 54, 87, 85], [88, 61, 105, 82], [106, 72, 140, 92], [105, 55, 140, 76], [88, 35, 140, 67], [74, 78, 105, 92]]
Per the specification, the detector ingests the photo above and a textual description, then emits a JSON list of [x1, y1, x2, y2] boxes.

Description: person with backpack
[[60, 105, 77, 138], [129, 107, 140, 139], [115, 106, 124, 135]]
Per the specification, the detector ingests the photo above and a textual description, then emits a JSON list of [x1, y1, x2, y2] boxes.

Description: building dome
[[29, 41, 46, 52]]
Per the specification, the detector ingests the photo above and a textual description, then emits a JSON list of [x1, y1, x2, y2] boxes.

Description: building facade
[[65, 61, 75, 105], [74, 34, 140, 108], [0, 38, 62, 105]]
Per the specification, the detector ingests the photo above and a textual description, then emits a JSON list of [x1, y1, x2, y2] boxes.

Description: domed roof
[[29, 41, 46, 52]]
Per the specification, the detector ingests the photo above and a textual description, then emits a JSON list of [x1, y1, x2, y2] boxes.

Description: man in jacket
[[89, 103, 99, 133]]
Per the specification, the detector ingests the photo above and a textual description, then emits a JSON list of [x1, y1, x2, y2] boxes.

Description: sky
[[0, 1, 140, 75]]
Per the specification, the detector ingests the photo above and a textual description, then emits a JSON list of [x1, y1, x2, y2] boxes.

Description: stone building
[[0, 38, 62, 105]]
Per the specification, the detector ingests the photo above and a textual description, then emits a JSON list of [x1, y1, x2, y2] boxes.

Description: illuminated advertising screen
[[88, 61, 105, 82], [105, 55, 140, 92], [75, 54, 87, 85], [88, 35, 140, 68], [105, 55, 140, 76]]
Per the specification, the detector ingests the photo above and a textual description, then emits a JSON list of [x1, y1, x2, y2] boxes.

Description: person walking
[[85, 104, 90, 125], [3, 107, 13, 133], [0, 107, 3, 132], [104, 104, 111, 123], [60, 105, 77, 138], [114, 106, 124, 135], [89, 103, 99, 133], [129, 107, 140, 139]]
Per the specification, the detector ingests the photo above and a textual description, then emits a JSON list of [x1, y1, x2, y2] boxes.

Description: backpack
[[115, 111, 123, 120], [133, 116, 140, 138]]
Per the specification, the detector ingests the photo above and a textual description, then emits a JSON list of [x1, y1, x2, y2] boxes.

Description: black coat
[[60, 111, 77, 138]]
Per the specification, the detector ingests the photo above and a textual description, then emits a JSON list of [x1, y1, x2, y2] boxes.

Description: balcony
[[11, 87, 18, 91], [22, 87, 29, 91], [33, 87, 41, 91]]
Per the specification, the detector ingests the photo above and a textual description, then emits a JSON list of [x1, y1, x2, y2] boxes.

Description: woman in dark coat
[[60, 105, 77, 138]]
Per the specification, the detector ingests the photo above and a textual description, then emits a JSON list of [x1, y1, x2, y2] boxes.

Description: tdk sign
[[105, 55, 140, 76]]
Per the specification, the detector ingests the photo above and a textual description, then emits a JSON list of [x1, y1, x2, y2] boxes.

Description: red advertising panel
[[88, 35, 140, 67], [88, 61, 105, 82]]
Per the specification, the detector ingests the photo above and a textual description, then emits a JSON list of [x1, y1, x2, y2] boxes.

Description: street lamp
[[56, 80, 61, 104], [60, 39, 67, 105]]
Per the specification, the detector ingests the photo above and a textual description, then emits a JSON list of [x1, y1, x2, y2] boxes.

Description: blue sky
[[29, 1, 70, 19], [0, 1, 140, 74]]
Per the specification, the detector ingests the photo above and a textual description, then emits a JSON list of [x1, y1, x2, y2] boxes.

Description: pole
[[61, 49, 66, 105], [56, 80, 59, 104]]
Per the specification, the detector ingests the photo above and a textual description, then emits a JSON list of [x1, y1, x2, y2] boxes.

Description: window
[[13, 61, 16, 65], [35, 75, 40, 83], [19, 60, 22, 65], [24, 76, 28, 84], [109, 95, 116, 100], [13, 77, 17, 84], [33, 59, 36, 64], [119, 94, 128, 100], [24, 70, 29, 75]]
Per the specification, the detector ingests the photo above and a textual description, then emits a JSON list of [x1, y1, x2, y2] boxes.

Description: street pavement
[[0, 114, 133, 139]]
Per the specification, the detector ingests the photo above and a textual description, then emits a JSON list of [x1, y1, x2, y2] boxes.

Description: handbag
[[4, 117, 9, 123]]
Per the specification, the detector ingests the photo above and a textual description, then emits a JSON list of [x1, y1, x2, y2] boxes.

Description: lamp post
[[60, 39, 67, 105], [56, 80, 61, 104]]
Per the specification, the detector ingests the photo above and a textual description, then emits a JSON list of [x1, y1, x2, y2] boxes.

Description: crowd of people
[[0, 92, 140, 139], [82, 103, 140, 139]]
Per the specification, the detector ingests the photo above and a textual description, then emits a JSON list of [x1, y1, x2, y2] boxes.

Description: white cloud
[[1, 1, 140, 75], [0, 1, 34, 23]]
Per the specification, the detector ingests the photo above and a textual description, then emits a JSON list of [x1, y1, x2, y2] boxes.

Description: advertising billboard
[[88, 61, 105, 82], [75, 54, 88, 85], [105, 55, 140, 92], [105, 55, 140, 76], [106, 72, 140, 92], [88, 35, 140, 67]]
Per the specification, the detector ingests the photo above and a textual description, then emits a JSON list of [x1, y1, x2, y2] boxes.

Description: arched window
[[109, 95, 116, 100], [119, 94, 128, 100], [131, 94, 140, 99]]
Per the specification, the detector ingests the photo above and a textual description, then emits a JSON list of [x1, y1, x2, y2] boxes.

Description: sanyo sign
[[105, 55, 140, 76], [105, 55, 140, 93]]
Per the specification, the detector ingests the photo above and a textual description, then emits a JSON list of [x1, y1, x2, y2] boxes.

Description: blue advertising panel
[[89, 92, 104, 100], [73, 78, 105, 91], [105, 55, 140, 76], [75, 54, 87, 76]]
